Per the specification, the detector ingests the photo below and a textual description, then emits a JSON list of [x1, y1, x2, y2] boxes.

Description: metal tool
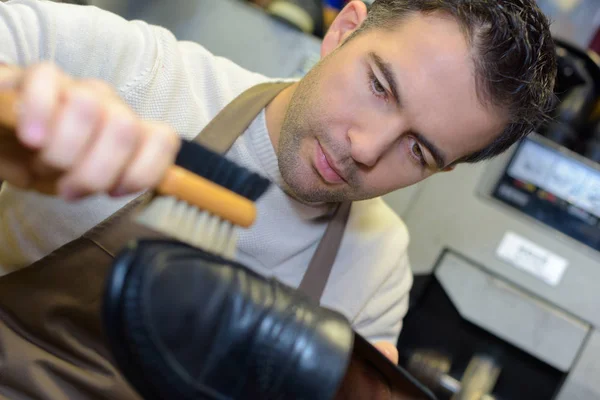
[[407, 350, 502, 400]]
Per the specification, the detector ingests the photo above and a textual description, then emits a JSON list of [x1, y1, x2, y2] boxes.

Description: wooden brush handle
[[158, 165, 257, 228], [0, 89, 19, 130]]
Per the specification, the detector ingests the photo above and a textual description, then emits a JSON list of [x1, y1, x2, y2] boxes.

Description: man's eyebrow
[[412, 131, 447, 170], [369, 52, 401, 105]]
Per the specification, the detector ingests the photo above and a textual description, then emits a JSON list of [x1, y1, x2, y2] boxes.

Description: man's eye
[[408, 138, 427, 167], [368, 71, 387, 99], [373, 77, 385, 94], [412, 142, 423, 158]]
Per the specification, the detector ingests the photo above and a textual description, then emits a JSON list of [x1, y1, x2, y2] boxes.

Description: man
[[0, 0, 555, 396]]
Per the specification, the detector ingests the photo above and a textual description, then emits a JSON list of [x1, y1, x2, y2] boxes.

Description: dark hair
[[352, 0, 557, 163]]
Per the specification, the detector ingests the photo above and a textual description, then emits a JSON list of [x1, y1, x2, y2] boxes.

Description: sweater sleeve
[[0, 0, 161, 96], [346, 203, 414, 345], [351, 247, 413, 345], [0, 0, 268, 135]]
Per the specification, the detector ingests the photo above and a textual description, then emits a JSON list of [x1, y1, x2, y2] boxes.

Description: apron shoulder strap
[[298, 201, 352, 303], [196, 81, 293, 153]]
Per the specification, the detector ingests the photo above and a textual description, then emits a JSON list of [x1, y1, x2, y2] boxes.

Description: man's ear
[[321, 1, 368, 58]]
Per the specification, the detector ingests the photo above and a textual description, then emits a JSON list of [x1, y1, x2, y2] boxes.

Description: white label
[[496, 232, 569, 286]]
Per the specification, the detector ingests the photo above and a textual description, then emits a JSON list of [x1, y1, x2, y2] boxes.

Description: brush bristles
[[136, 196, 238, 259], [175, 140, 271, 201]]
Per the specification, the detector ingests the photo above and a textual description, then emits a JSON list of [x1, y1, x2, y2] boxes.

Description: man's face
[[277, 11, 507, 203]]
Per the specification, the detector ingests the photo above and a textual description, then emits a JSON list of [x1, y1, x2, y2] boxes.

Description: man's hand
[[0, 62, 180, 200], [334, 342, 401, 400], [374, 341, 399, 364]]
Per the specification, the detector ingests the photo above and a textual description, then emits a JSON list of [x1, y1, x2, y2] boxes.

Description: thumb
[[373, 341, 399, 364]]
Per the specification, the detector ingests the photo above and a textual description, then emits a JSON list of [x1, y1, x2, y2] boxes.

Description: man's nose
[[348, 122, 402, 168]]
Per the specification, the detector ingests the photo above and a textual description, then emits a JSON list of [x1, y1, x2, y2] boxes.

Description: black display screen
[[492, 138, 600, 252]]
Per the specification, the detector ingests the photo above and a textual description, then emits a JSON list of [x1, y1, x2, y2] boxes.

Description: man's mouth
[[314, 141, 346, 184]]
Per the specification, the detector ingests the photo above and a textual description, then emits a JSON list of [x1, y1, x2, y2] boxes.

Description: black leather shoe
[[102, 239, 354, 400]]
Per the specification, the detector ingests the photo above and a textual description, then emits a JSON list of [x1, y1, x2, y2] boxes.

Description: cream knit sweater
[[0, 0, 412, 344]]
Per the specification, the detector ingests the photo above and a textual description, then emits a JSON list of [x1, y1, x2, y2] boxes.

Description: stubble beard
[[277, 58, 373, 204]]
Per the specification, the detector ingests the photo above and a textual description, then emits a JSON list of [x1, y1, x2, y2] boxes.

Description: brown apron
[[0, 82, 351, 399]]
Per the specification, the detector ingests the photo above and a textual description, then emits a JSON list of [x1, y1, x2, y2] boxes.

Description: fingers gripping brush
[[0, 89, 271, 258]]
